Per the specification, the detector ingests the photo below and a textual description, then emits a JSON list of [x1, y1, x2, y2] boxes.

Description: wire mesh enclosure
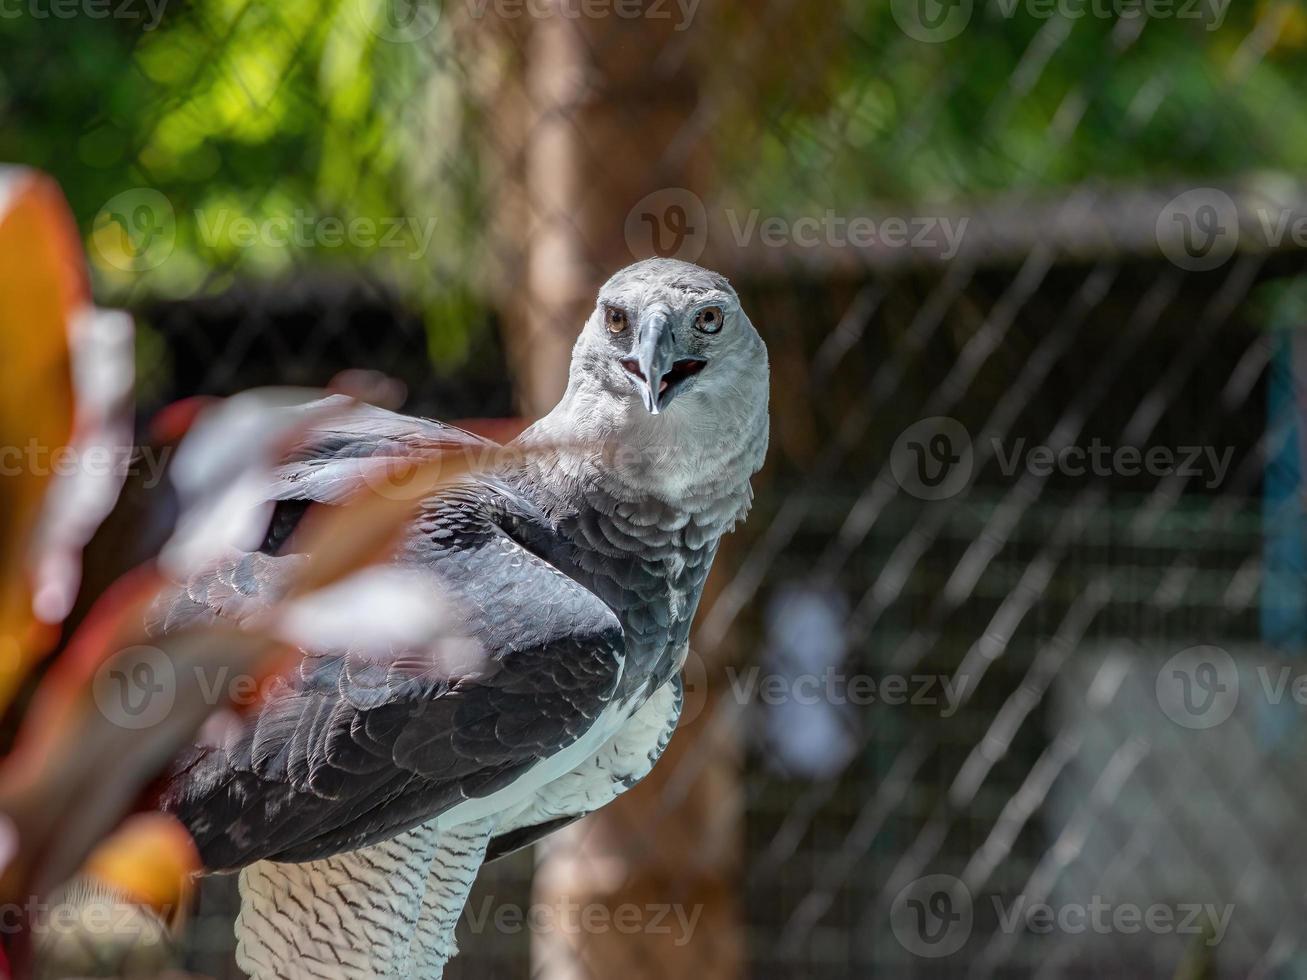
[[10, 0, 1307, 977]]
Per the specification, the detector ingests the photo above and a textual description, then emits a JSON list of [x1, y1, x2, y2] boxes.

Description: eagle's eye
[[605, 306, 628, 333], [694, 306, 724, 334]]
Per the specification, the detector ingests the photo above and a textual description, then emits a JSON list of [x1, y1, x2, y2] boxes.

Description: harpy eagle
[[153, 258, 770, 978]]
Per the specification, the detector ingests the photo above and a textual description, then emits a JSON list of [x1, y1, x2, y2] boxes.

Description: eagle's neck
[[513, 403, 761, 701], [533, 469, 749, 701]]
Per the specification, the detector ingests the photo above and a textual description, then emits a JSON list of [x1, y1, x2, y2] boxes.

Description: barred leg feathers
[[409, 817, 496, 980], [234, 820, 442, 980]]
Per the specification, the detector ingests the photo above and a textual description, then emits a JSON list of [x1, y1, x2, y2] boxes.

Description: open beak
[[619, 308, 707, 415]]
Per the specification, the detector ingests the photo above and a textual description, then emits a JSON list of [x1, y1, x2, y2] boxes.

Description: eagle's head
[[581, 258, 763, 416], [553, 258, 769, 492]]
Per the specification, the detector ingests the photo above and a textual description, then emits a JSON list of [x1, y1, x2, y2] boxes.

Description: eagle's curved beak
[[620, 307, 706, 415]]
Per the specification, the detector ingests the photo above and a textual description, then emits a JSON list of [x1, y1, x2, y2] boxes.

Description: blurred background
[[6, 0, 1307, 977]]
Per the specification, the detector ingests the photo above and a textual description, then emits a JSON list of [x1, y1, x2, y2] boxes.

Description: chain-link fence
[[12, 0, 1307, 977]]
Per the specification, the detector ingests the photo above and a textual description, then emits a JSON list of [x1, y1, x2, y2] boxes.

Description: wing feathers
[[160, 473, 625, 869], [268, 397, 492, 505]]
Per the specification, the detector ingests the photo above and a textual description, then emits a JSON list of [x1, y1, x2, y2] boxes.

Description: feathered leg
[[408, 817, 496, 979], [235, 820, 442, 980]]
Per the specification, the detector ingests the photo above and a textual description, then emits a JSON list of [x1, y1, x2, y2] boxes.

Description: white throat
[[517, 386, 765, 505]]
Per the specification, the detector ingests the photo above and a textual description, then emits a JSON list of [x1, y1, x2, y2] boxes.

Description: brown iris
[[694, 306, 724, 334]]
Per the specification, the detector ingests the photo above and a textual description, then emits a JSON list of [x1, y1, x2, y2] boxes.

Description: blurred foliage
[[714, 0, 1307, 209], [0, 0, 485, 361], [5, 0, 1307, 343]]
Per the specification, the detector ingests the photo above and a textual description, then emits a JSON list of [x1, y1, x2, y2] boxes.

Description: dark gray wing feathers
[[156, 401, 625, 869]]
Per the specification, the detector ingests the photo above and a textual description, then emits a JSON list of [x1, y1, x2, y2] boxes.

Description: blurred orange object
[[83, 813, 200, 921], [0, 168, 84, 710]]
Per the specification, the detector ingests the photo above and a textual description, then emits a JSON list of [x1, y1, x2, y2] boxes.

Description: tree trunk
[[491, 4, 742, 977]]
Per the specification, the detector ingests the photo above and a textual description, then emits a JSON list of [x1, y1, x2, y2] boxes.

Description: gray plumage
[[155, 258, 769, 978]]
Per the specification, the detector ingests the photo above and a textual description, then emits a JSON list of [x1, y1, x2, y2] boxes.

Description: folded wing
[[156, 401, 624, 869]]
